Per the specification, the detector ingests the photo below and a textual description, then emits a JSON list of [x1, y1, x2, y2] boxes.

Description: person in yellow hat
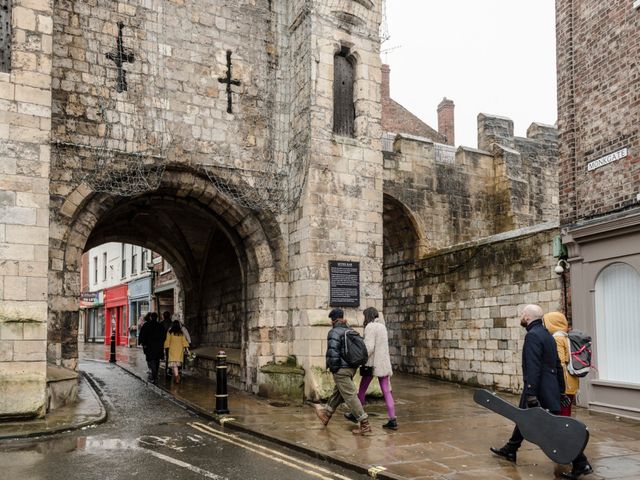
[[543, 311, 592, 479]]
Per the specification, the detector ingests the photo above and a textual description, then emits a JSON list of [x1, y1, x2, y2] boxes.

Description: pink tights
[[358, 375, 396, 419]]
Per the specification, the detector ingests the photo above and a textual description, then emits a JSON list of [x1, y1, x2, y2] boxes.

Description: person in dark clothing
[[137, 312, 165, 384], [490, 304, 593, 479], [314, 308, 370, 435], [161, 311, 172, 332]]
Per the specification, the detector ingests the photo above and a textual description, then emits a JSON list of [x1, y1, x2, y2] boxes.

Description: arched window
[[595, 262, 640, 384], [333, 47, 355, 137], [0, 0, 11, 72]]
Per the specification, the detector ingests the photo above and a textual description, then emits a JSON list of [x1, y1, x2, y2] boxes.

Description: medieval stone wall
[[556, 0, 640, 226], [198, 228, 243, 350], [381, 114, 561, 393], [384, 224, 562, 393], [383, 115, 558, 252], [47, 0, 285, 372], [0, 0, 52, 418]]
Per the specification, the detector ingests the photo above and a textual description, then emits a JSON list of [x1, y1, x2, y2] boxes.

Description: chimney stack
[[381, 64, 390, 100], [437, 97, 455, 146]]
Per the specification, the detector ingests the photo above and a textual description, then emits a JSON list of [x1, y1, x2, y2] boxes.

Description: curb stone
[[0, 373, 108, 441]]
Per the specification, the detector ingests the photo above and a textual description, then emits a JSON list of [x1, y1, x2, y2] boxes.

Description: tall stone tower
[[284, 1, 383, 397]]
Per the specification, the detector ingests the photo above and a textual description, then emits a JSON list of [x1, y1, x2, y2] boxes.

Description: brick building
[[557, 0, 640, 418]]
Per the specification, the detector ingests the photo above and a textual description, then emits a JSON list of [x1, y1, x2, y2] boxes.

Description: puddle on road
[[0, 432, 205, 456]]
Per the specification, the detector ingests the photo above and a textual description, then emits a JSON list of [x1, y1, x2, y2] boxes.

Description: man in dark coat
[[137, 312, 165, 384], [314, 308, 370, 434], [491, 304, 593, 478]]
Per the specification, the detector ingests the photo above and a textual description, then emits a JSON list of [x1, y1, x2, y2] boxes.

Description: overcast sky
[[384, 0, 557, 148]]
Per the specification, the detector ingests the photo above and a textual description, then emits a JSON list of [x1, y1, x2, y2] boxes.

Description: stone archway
[[383, 193, 426, 266], [382, 193, 425, 373], [48, 167, 288, 391]]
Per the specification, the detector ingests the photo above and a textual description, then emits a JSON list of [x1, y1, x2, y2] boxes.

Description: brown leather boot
[[352, 418, 372, 435], [313, 405, 332, 426]]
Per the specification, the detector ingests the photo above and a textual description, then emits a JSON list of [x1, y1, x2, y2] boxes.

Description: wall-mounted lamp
[[554, 259, 569, 275]]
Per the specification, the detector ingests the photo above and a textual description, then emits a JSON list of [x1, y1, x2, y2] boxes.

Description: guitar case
[[474, 389, 589, 464]]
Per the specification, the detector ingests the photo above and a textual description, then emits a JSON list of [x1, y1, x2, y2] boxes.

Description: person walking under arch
[[345, 306, 397, 430], [164, 320, 190, 384], [138, 312, 165, 384]]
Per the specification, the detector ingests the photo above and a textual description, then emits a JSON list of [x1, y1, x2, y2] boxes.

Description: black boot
[[382, 418, 398, 430], [490, 445, 517, 462], [560, 463, 593, 479]]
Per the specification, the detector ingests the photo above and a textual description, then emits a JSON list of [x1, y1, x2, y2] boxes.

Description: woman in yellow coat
[[164, 320, 190, 383], [544, 311, 592, 479], [543, 312, 579, 415]]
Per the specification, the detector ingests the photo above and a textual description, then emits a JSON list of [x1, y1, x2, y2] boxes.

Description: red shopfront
[[104, 285, 129, 346]]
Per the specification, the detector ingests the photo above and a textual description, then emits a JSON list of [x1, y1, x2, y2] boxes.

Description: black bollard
[[215, 350, 230, 414], [109, 332, 116, 363]]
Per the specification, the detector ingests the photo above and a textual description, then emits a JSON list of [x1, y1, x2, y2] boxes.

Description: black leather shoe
[[560, 463, 593, 479], [490, 446, 516, 462]]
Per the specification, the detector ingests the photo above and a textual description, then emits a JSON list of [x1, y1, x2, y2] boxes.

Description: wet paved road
[[0, 360, 368, 480]]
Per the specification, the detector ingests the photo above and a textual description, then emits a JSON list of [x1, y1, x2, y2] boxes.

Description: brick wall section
[[381, 64, 445, 142], [556, 0, 640, 225], [0, 0, 52, 418], [437, 97, 454, 146], [384, 225, 562, 392]]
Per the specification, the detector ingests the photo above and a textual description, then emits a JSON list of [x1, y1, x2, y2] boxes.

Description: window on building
[[0, 0, 11, 73], [141, 248, 146, 272], [131, 246, 137, 274], [93, 256, 98, 285], [102, 252, 107, 281], [121, 244, 126, 278], [595, 262, 640, 384], [333, 47, 355, 137]]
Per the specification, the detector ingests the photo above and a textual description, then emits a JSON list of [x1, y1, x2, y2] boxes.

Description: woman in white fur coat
[[356, 306, 397, 430]]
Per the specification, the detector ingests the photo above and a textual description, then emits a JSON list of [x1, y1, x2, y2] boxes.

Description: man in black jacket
[[490, 304, 593, 478], [314, 308, 370, 434], [138, 312, 166, 384]]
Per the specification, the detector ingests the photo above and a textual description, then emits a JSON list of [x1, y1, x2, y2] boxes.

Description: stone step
[[46, 364, 79, 412]]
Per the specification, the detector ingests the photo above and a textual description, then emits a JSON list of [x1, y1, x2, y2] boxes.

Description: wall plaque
[[329, 260, 360, 307]]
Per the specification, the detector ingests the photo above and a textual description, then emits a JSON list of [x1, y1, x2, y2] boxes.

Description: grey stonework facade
[[557, 0, 640, 419], [1, 0, 565, 418], [382, 117, 561, 393], [0, 0, 52, 418]]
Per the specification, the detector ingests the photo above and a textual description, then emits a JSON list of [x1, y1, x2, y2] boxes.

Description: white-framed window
[[141, 248, 146, 272], [131, 246, 137, 274], [121, 244, 126, 278], [93, 256, 98, 285], [595, 262, 640, 384], [102, 252, 107, 281]]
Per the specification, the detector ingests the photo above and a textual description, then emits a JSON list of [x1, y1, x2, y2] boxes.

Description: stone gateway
[[1, 0, 564, 419]]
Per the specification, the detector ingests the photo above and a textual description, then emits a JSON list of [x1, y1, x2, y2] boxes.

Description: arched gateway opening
[[48, 168, 288, 391], [382, 194, 425, 374]]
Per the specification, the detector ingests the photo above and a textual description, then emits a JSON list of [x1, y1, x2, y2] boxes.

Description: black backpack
[[342, 329, 368, 367]]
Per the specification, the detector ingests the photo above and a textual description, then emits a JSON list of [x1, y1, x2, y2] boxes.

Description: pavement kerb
[[0, 372, 108, 441], [112, 360, 405, 480]]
